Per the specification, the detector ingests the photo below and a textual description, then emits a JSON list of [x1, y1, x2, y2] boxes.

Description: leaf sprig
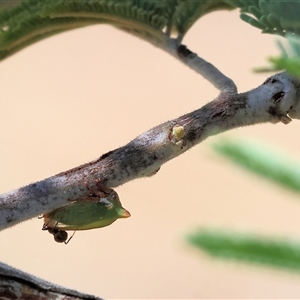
[[224, 0, 300, 36], [0, 0, 233, 61], [189, 229, 300, 272], [186, 138, 300, 272], [212, 138, 300, 193]]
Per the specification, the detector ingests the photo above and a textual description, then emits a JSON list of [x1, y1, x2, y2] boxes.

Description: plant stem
[[0, 41, 298, 229]]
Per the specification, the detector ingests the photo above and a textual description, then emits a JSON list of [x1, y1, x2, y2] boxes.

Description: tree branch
[[164, 39, 237, 93], [0, 262, 102, 300], [0, 40, 299, 230]]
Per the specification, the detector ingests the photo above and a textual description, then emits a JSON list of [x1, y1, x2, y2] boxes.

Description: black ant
[[41, 221, 75, 244]]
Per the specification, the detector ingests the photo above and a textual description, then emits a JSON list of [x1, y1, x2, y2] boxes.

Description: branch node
[[170, 124, 185, 146], [177, 44, 194, 58]]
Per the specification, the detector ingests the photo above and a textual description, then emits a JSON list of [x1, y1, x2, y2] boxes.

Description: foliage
[[189, 229, 300, 272], [186, 138, 300, 273], [1, 1, 300, 76], [269, 34, 300, 78], [222, 0, 300, 77], [0, 0, 233, 61], [223, 0, 300, 36], [212, 138, 300, 193]]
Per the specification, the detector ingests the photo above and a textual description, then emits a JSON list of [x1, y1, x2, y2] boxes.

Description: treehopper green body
[[42, 189, 130, 243]]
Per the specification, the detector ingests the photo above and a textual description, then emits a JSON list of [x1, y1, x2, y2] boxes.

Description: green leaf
[[171, 0, 233, 38], [0, 0, 235, 61], [188, 229, 300, 272], [270, 56, 300, 78], [223, 0, 300, 36], [240, 13, 265, 30], [212, 138, 300, 194], [263, 34, 300, 78]]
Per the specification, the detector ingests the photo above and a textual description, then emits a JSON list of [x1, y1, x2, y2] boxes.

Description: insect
[[45, 227, 75, 244], [41, 187, 130, 243]]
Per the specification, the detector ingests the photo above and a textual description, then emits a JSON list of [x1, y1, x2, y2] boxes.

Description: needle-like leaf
[[188, 229, 300, 272]]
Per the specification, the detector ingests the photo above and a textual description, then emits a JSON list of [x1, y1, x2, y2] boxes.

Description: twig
[[0, 40, 299, 230], [164, 39, 237, 93]]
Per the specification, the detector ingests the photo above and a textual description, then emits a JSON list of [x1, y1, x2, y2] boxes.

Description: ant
[[41, 220, 75, 244]]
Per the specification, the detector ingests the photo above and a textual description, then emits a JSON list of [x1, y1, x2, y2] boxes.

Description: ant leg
[[64, 231, 76, 244]]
